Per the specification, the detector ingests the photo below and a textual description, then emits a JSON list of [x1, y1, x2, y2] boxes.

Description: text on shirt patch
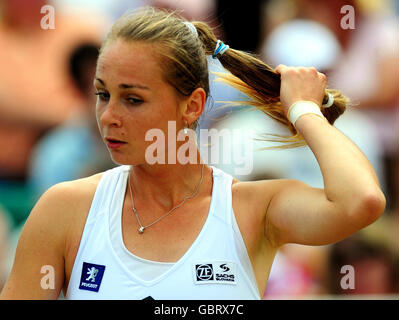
[[194, 261, 236, 284]]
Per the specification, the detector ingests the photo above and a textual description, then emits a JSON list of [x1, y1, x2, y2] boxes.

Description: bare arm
[[262, 66, 386, 247], [0, 184, 72, 299]]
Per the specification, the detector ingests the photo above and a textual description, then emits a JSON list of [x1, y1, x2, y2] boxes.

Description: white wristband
[[287, 101, 324, 127]]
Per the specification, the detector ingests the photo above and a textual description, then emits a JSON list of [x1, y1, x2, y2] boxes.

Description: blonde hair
[[100, 6, 349, 147]]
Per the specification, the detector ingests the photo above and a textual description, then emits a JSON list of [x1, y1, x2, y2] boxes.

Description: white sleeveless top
[[65, 165, 260, 300]]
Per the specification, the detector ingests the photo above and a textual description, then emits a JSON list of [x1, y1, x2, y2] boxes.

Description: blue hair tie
[[212, 40, 229, 59]]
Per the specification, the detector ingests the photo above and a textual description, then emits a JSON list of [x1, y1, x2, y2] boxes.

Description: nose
[[98, 98, 123, 128]]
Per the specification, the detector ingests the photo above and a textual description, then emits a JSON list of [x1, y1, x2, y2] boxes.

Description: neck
[[128, 153, 208, 211]]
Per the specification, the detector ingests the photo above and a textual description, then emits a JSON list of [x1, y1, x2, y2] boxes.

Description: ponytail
[[193, 21, 349, 148]]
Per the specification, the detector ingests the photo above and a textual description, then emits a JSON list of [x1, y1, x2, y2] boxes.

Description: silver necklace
[[128, 163, 205, 234]]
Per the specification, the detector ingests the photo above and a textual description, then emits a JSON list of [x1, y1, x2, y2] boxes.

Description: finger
[[318, 71, 327, 82], [308, 66, 318, 73]]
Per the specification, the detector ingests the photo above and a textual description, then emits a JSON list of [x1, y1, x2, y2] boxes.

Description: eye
[[126, 96, 143, 105], [94, 91, 109, 101]]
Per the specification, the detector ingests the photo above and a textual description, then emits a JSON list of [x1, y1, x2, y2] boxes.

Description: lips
[[106, 137, 126, 143], [105, 137, 127, 149]]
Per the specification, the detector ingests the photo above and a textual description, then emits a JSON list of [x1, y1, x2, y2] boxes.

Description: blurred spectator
[[325, 0, 399, 145], [27, 43, 115, 199], [49, 0, 146, 24], [264, 244, 329, 298], [327, 234, 399, 295], [215, 0, 269, 52], [262, 19, 342, 73], [0, 0, 108, 229], [0, 0, 106, 180]]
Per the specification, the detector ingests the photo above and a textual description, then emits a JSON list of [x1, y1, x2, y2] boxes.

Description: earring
[[183, 122, 188, 134]]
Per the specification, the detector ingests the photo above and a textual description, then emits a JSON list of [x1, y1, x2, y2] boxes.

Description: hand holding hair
[[274, 64, 327, 116]]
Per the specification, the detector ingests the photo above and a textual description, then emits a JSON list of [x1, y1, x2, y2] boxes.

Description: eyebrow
[[94, 77, 150, 90]]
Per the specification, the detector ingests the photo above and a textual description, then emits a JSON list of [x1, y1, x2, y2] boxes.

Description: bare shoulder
[[45, 172, 103, 201], [23, 172, 105, 244], [0, 172, 105, 299], [33, 172, 104, 223], [41, 172, 106, 240], [53, 173, 102, 202]]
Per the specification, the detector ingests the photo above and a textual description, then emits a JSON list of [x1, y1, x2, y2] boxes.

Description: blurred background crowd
[[0, 0, 399, 299]]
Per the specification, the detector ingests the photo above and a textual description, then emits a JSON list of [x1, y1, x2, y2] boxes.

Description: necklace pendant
[[138, 226, 145, 234]]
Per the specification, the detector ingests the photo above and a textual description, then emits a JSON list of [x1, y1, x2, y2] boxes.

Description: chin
[[108, 153, 133, 166]]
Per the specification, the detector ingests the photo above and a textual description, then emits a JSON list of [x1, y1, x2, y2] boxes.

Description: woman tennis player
[[0, 7, 385, 299]]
